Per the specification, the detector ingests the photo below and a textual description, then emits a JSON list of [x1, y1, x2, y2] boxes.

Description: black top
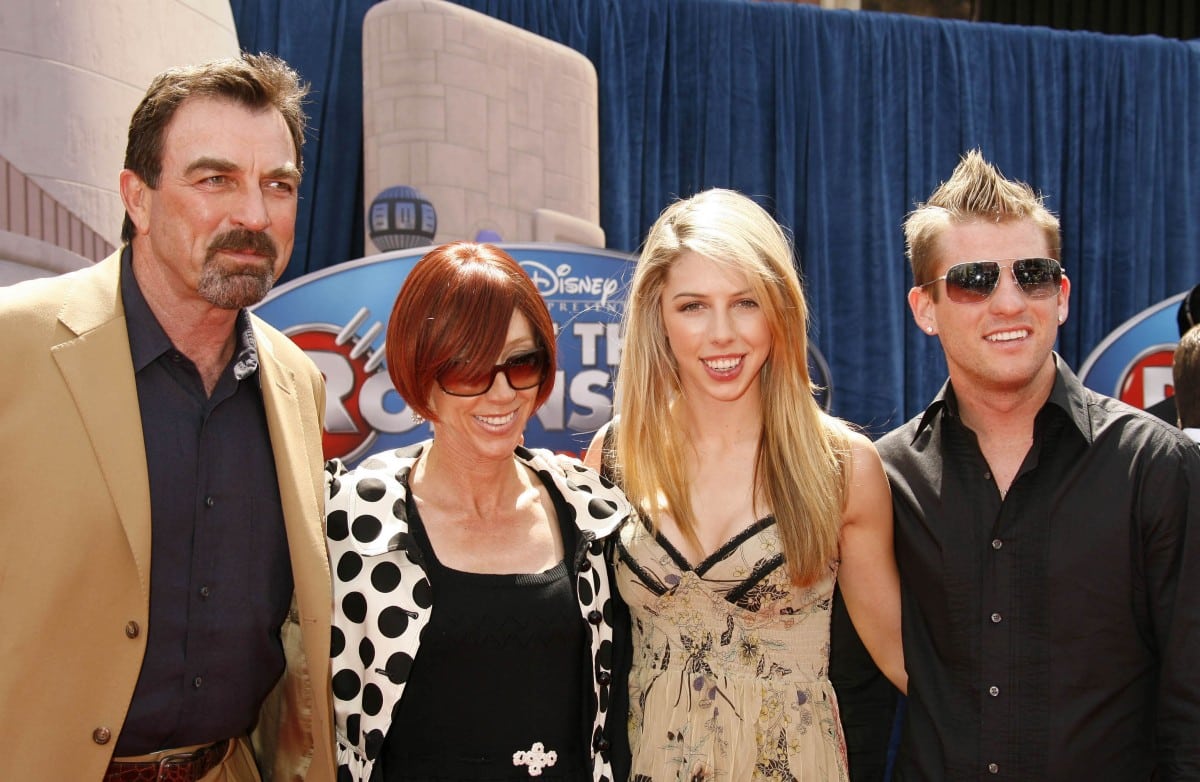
[[376, 478, 589, 781], [877, 357, 1200, 781], [116, 247, 293, 753], [829, 582, 901, 782]]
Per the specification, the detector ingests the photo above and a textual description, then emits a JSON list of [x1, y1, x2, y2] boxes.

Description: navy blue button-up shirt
[[115, 247, 293, 753]]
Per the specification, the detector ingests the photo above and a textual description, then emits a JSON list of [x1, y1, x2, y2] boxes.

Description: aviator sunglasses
[[437, 348, 548, 397], [920, 258, 1064, 304]]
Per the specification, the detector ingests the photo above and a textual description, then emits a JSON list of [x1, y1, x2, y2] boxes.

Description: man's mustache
[[207, 229, 278, 264]]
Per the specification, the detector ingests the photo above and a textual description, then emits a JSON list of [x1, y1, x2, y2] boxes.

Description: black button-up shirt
[[878, 356, 1200, 780], [115, 247, 293, 753]]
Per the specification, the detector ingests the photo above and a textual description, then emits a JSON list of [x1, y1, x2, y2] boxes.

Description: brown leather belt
[[103, 739, 229, 782]]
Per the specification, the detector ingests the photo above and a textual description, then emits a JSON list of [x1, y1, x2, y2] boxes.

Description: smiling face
[[427, 309, 542, 464], [660, 250, 772, 408], [909, 218, 1070, 402], [121, 96, 301, 311]]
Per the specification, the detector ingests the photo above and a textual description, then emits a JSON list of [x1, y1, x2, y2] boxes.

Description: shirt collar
[[1042, 354, 1094, 442], [120, 245, 260, 380], [911, 353, 1093, 444]]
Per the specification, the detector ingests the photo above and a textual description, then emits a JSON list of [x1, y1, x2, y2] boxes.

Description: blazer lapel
[[252, 322, 335, 778], [255, 325, 326, 593], [52, 254, 152, 587]]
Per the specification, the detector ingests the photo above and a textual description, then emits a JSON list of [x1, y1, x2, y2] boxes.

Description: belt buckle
[[156, 744, 208, 782]]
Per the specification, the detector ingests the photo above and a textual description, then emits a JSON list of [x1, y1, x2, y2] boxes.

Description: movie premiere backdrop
[[255, 243, 1183, 466], [253, 181, 1183, 465], [255, 248, 836, 466], [254, 243, 632, 464], [1079, 290, 1190, 411]]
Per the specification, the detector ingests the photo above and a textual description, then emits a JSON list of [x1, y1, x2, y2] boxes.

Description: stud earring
[[411, 411, 425, 425], [925, 326, 934, 333]]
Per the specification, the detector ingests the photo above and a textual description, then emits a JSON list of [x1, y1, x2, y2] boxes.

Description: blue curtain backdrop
[[232, 0, 1200, 432], [230, 0, 375, 286]]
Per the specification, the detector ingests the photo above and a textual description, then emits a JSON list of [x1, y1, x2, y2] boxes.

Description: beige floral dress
[[615, 515, 848, 782]]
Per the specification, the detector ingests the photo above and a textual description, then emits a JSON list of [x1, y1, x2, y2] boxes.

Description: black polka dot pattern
[[325, 443, 633, 781], [331, 668, 360, 700], [362, 683, 383, 716], [350, 514, 381, 543], [336, 551, 362, 582], [369, 561, 401, 592]]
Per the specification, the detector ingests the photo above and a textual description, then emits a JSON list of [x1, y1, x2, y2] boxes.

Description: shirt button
[[193, 676, 203, 689], [579, 558, 592, 572], [983, 471, 992, 480], [596, 670, 612, 685], [125, 621, 140, 638], [988, 762, 999, 774], [199, 586, 211, 599], [205, 496, 215, 508], [93, 726, 112, 744], [587, 609, 603, 625], [991, 539, 1003, 550], [989, 685, 1000, 697], [990, 612, 1002, 623]]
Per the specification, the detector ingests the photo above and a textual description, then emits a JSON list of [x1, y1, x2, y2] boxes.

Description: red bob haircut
[[386, 241, 557, 422]]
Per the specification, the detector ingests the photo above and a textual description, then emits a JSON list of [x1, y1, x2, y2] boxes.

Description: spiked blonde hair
[[904, 150, 1061, 289]]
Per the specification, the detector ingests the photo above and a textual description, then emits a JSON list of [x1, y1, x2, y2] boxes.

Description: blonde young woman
[[586, 189, 905, 781]]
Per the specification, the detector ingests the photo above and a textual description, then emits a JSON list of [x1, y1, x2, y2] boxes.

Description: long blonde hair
[[614, 188, 850, 584]]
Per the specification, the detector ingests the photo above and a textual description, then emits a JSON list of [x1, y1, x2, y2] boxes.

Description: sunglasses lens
[[504, 351, 547, 390], [1012, 258, 1062, 298], [944, 262, 1000, 303], [438, 350, 546, 396], [438, 366, 491, 396], [939, 259, 1062, 303]]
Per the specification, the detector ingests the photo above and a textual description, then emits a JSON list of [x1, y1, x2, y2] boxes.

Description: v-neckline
[[649, 514, 777, 576]]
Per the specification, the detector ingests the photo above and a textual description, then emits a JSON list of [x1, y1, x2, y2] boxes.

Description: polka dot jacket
[[325, 442, 634, 782]]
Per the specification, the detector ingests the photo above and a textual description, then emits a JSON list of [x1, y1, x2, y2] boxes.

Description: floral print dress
[[615, 516, 848, 782]]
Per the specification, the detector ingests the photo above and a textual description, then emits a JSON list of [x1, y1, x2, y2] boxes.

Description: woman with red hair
[[326, 242, 634, 782]]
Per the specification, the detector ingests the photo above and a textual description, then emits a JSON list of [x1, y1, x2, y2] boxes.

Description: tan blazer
[[0, 252, 335, 781]]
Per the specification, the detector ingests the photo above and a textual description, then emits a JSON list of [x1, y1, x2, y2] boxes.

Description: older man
[[0, 54, 334, 780]]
